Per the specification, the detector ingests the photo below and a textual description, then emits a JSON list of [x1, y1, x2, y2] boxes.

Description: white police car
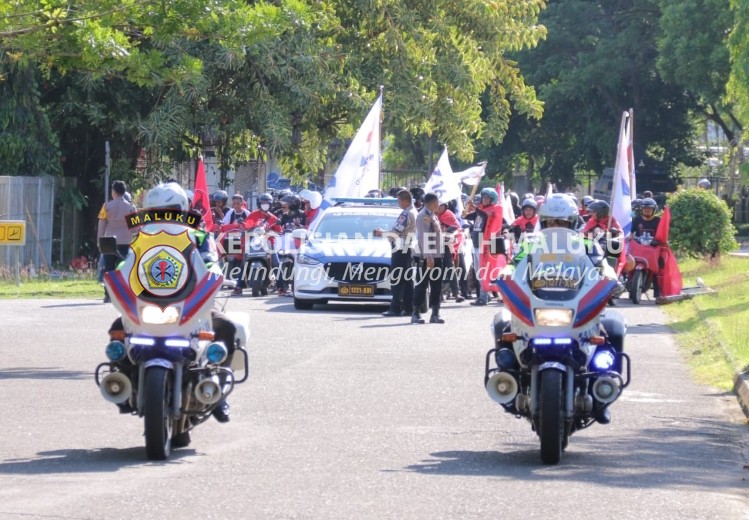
[[292, 200, 401, 310]]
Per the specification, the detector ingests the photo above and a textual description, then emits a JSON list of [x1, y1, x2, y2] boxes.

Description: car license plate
[[338, 284, 375, 297]]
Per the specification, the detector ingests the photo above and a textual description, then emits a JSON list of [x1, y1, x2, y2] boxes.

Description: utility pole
[[104, 141, 111, 202]]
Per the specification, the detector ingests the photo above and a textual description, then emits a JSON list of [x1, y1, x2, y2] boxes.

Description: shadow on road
[[0, 367, 90, 380], [397, 420, 748, 494], [0, 447, 198, 474], [265, 302, 388, 315], [40, 302, 101, 309]]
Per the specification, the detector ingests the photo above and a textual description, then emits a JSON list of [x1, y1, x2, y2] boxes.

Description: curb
[[733, 371, 749, 418]]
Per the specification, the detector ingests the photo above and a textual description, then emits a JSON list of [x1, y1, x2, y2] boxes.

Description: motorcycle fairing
[[105, 269, 141, 324], [180, 274, 223, 325], [104, 223, 223, 336], [496, 278, 534, 326], [128, 229, 197, 308], [573, 279, 618, 328]]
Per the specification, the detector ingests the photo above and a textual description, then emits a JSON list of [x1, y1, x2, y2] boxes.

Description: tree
[[482, 0, 702, 191], [728, 0, 749, 126], [657, 0, 740, 149], [0, 63, 59, 175]]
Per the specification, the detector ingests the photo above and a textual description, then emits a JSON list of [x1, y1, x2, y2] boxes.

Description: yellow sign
[[0, 220, 26, 246]]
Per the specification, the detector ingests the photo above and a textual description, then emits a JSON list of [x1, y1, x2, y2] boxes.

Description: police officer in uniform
[[375, 189, 417, 317], [411, 192, 445, 324]]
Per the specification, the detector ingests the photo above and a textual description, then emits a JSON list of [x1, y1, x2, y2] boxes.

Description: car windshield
[[313, 213, 397, 240]]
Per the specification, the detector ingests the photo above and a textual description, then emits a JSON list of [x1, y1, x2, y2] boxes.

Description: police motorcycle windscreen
[[95, 209, 245, 460], [485, 227, 631, 465]]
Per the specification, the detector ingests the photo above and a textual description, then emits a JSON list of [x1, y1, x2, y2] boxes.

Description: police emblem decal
[[138, 246, 188, 296]]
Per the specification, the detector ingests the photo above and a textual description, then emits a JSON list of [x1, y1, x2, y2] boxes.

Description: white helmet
[[307, 191, 323, 210], [143, 182, 189, 211], [538, 193, 579, 229]]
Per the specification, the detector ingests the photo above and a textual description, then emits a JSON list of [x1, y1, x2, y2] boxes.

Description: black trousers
[[412, 257, 443, 316], [389, 249, 413, 314]]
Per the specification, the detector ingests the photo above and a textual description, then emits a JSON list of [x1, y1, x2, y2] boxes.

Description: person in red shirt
[[233, 193, 284, 296], [581, 200, 623, 238], [436, 201, 465, 303], [462, 187, 506, 305], [509, 198, 538, 241]]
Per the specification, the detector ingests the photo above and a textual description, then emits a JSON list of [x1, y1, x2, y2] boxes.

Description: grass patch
[[0, 271, 103, 299], [662, 255, 749, 390]]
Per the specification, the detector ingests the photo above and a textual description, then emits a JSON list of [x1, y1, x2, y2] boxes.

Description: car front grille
[[324, 261, 389, 283]]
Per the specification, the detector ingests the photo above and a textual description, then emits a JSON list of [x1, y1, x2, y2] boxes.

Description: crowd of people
[[95, 177, 680, 323]]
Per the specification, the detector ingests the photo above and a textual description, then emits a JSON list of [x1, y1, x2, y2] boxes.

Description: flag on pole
[[192, 156, 214, 231], [424, 146, 460, 204], [609, 110, 635, 235], [454, 161, 487, 186], [503, 193, 515, 226], [323, 95, 382, 206]]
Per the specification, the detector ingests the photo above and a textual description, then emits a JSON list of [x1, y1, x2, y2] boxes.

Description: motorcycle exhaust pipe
[[592, 376, 621, 404], [194, 375, 223, 405], [100, 372, 132, 404], [486, 372, 519, 405]]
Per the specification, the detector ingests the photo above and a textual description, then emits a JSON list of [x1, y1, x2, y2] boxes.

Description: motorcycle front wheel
[[539, 369, 563, 465], [144, 366, 173, 460], [629, 269, 643, 304]]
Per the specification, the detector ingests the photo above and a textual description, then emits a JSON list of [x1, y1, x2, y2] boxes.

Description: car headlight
[[534, 308, 573, 327], [296, 253, 321, 266], [141, 305, 180, 325]]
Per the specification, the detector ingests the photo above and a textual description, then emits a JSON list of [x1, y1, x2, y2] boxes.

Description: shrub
[[667, 188, 738, 259]]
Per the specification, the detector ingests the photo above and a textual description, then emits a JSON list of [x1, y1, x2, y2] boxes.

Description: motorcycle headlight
[[534, 308, 573, 327], [141, 305, 180, 325], [296, 253, 321, 266]]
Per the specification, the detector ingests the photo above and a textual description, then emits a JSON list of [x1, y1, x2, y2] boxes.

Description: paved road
[[0, 294, 747, 519]]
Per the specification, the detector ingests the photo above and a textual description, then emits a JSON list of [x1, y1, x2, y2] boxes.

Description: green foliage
[[728, 0, 749, 125], [0, 64, 60, 174], [668, 188, 738, 258], [482, 0, 705, 189]]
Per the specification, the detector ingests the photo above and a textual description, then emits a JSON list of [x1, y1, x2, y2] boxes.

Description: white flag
[[424, 146, 461, 204], [454, 161, 487, 186], [504, 193, 515, 225], [610, 110, 634, 235], [323, 95, 382, 204]]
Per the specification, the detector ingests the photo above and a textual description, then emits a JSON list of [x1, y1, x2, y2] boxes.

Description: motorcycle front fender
[[531, 363, 575, 419]]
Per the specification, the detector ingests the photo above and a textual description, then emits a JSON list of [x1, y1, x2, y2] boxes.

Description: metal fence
[[0, 176, 56, 269]]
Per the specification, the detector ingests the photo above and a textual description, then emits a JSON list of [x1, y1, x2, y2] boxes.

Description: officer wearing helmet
[[502, 193, 624, 424], [108, 182, 237, 424], [630, 197, 661, 243]]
